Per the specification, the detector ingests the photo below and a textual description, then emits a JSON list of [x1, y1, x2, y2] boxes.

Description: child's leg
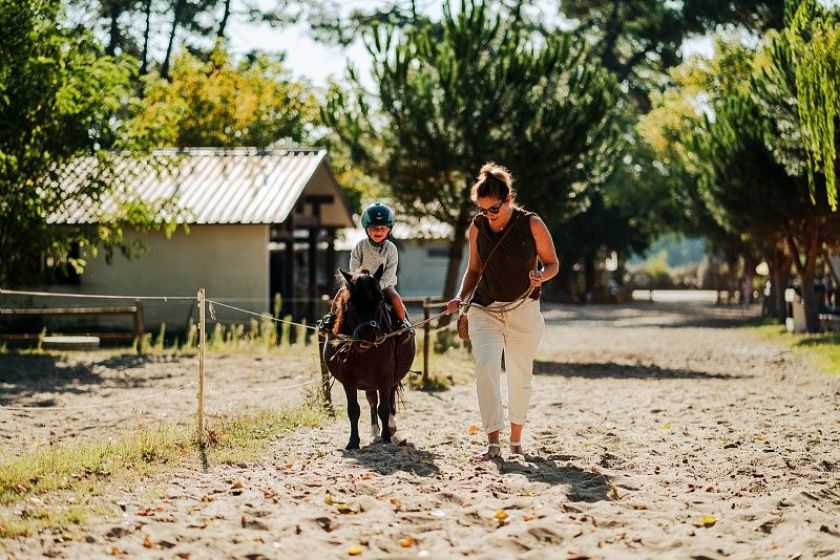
[[383, 287, 407, 321]]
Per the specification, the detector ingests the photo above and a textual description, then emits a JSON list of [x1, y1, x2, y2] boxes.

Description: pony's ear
[[339, 268, 353, 286], [373, 263, 385, 282]]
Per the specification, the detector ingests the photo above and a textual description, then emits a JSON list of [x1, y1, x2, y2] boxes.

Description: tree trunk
[[442, 209, 471, 300], [217, 0, 232, 39], [788, 219, 822, 333], [106, 0, 121, 56], [769, 247, 792, 324], [583, 253, 596, 302], [742, 252, 756, 304], [140, 0, 152, 75], [161, 0, 186, 80]]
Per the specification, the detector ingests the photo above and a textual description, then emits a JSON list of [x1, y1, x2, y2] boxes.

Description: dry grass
[[0, 401, 330, 537]]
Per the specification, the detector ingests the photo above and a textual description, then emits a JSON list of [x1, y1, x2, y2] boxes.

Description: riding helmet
[[360, 202, 395, 229]]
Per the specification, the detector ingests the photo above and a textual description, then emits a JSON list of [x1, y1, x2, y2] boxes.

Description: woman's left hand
[[529, 270, 543, 287]]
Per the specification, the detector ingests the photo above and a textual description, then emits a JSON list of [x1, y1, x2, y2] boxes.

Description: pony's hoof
[[345, 440, 360, 450], [391, 431, 408, 446]]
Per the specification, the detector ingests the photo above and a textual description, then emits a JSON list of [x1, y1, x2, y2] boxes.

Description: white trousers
[[467, 297, 545, 435]]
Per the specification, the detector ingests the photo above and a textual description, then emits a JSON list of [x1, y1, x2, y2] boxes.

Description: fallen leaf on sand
[[175, 553, 191, 559], [108, 547, 123, 556], [142, 535, 154, 549], [347, 544, 364, 556], [523, 515, 535, 522], [469, 425, 480, 435], [201, 495, 214, 503], [336, 503, 353, 514], [610, 487, 620, 500], [231, 481, 244, 490], [389, 497, 402, 511], [324, 494, 334, 505], [495, 510, 509, 521], [701, 515, 717, 528], [400, 536, 416, 548]]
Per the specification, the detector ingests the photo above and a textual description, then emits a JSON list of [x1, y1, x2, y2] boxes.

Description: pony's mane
[[331, 269, 385, 337], [332, 288, 350, 336]]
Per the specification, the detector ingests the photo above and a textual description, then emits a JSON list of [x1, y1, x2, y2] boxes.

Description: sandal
[[475, 443, 502, 462], [509, 441, 524, 455]]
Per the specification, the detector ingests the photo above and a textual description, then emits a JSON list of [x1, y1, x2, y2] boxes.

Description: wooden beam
[[0, 307, 137, 316]]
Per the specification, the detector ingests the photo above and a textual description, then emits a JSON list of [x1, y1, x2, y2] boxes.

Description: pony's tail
[[395, 382, 406, 410]]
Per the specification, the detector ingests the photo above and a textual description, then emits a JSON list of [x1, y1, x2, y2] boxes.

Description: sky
[[224, 2, 715, 88]]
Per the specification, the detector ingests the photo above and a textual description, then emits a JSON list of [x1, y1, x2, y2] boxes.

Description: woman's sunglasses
[[477, 199, 506, 215]]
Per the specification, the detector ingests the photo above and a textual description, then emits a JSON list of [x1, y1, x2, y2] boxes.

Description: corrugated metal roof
[[49, 148, 351, 226]]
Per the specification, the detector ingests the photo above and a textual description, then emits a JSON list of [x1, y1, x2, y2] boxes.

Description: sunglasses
[[477, 199, 506, 215]]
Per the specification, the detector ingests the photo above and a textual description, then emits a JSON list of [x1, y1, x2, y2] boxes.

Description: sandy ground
[[2, 300, 840, 559], [0, 349, 321, 457]]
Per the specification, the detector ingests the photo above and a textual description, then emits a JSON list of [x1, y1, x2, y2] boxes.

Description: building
[[9, 148, 354, 335]]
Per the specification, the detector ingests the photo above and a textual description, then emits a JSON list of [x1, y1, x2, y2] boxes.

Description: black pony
[[324, 264, 416, 449]]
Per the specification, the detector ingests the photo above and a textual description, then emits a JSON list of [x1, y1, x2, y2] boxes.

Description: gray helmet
[[361, 203, 395, 228]]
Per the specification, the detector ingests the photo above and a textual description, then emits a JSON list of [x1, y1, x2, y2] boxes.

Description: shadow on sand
[[493, 452, 612, 502], [341, 441, 441, 477], [0, 352, 189, 405], [534, 360, 744, 380]]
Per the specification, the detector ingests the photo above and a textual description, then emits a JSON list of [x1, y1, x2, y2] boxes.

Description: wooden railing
[[0, 302, 146, 351]]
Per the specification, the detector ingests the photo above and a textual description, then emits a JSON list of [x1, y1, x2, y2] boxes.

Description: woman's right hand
[[446, 298, 462, 315]]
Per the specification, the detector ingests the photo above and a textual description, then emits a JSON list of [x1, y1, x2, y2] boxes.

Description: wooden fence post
[[196, 289, 206, 445], [317, 295, 333, 415], [133, 299, 144, 354], [422, 297, 430, 386]]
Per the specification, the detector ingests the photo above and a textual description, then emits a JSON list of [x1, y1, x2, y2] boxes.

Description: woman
[[447, 162, 559, 460]]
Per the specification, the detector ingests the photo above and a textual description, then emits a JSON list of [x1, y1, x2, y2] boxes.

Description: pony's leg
[[377, 388, 392, 443], [388, 386, 397, 434], [344, 385, 361, 450], [365, 390, 379, 440]]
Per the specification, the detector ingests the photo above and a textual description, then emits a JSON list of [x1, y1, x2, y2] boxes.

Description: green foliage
[[557, 0, 784, 107], [0, 0, 173, 286], [120, 44, 318, 150], [323, 0, 621, 296], [785, 0, 840, 210]]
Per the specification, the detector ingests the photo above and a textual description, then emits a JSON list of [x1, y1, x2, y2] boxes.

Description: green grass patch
[[0, 504, 105, 539], [0, 402, 331, 537], [409, 335, 475, 391], [750, 321, 840, 376]]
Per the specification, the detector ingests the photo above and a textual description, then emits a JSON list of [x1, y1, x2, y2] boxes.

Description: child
[[320, 203, 410, 333], [350, 202, 410, 329]]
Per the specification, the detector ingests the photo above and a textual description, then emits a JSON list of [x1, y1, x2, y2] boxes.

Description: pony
[[323, 264, 416, 450]]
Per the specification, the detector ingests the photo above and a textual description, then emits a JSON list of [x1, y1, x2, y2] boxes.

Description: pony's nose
[[352, 320, 382, 341]]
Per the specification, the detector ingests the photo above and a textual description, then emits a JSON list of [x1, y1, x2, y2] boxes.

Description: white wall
[[34, 225, 269, 333], [394, 239, 468, 298]]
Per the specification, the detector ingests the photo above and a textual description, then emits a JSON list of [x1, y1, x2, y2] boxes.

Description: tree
[[557, 0, 785, 109], [785, 0, 840, 210], [0, 0, 172, 286], [322, 0, 621, 298], [120, 45, 318, 149], [63, 0, 294, 77]]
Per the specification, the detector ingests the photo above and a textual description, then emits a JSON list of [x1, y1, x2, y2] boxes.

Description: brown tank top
[[472, 208, 541, 306]]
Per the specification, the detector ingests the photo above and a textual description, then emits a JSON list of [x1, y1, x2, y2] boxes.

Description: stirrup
[[509, 441, 523, 455]]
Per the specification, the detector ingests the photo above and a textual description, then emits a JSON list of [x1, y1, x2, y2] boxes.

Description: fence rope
[[206, 378, 318, 399], [0, 288, 196, 301], [0, 382, 196, 411], [205, 299, 319, 331]]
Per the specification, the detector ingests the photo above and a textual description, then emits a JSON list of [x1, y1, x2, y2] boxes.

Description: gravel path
[[2, 300, 839, 559]]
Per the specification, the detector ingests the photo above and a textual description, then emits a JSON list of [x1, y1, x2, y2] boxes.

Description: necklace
[[490, 210, 515, 233]]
